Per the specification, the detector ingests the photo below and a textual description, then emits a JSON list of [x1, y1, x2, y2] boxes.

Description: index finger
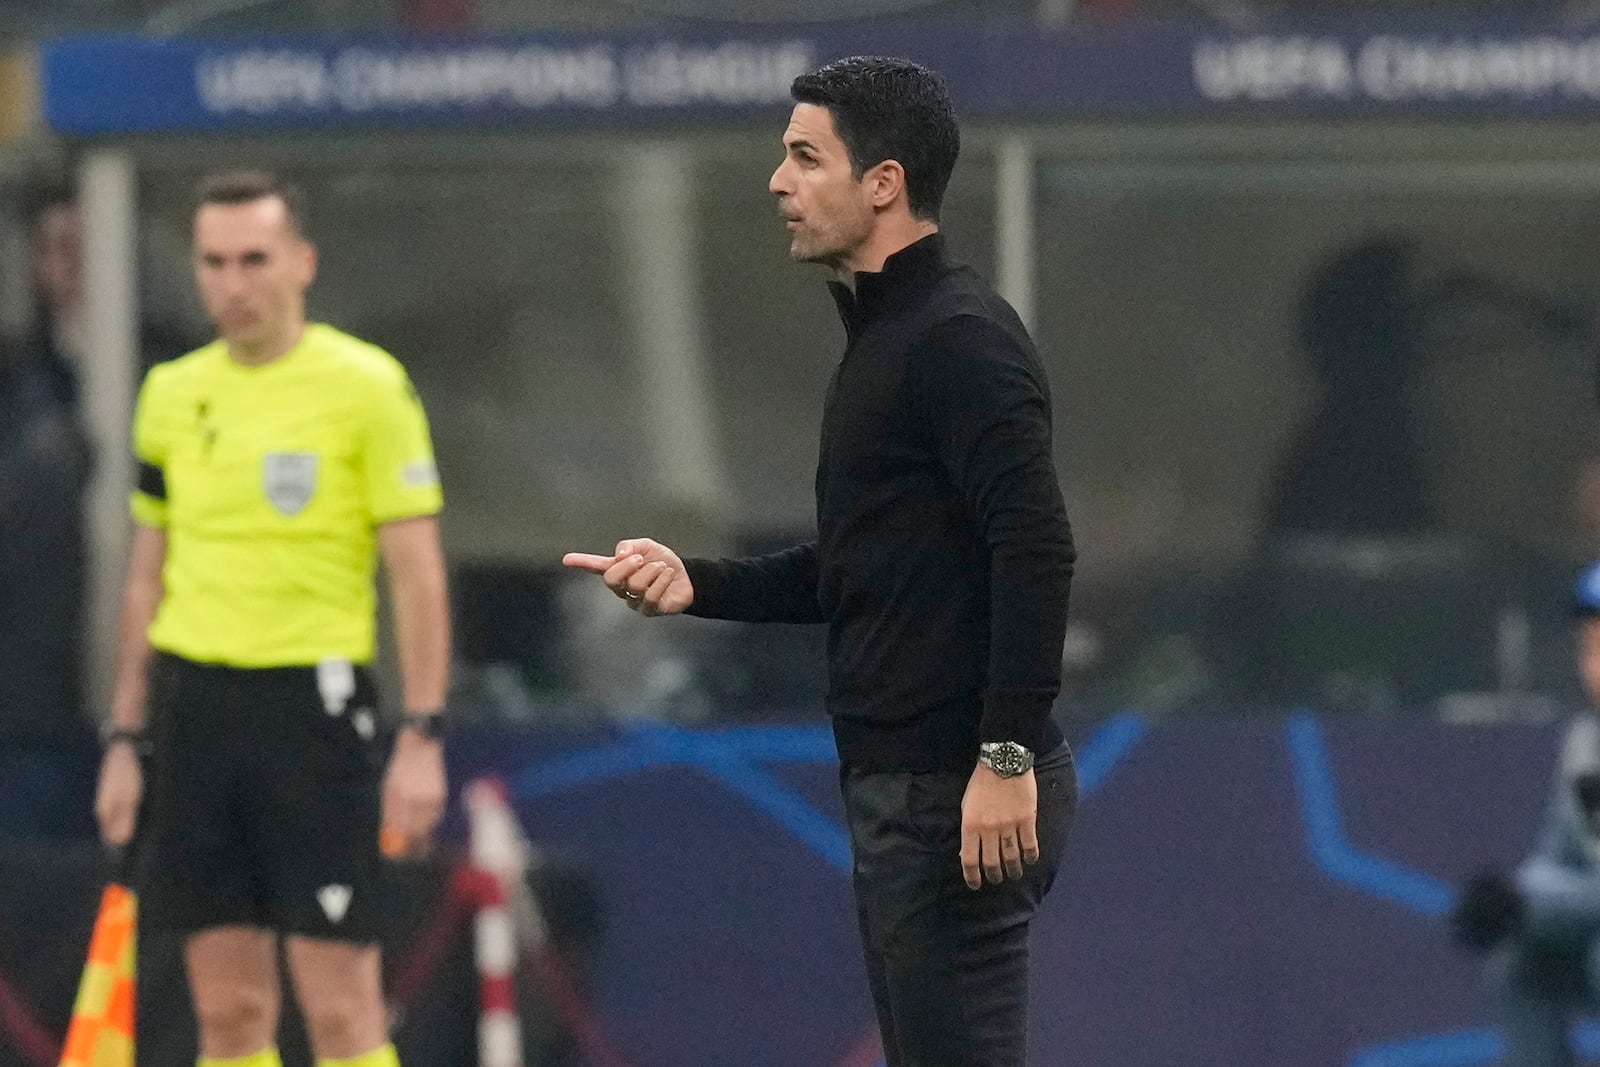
[[562, 552, 618, 573]]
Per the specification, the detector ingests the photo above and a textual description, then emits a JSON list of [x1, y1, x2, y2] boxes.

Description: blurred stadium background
[[5, 0, 1600, 1065]]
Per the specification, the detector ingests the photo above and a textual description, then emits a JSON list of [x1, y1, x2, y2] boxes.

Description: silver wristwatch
[[978, 740, 1035, 778]]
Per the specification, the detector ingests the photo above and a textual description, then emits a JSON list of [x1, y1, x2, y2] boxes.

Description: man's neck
[[227, 322, 307, 368], [49, 305, 87, 366], [832, 220, 940, 290]]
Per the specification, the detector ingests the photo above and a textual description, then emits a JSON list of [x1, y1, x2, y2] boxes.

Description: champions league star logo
[[263, 452, 319, 516]]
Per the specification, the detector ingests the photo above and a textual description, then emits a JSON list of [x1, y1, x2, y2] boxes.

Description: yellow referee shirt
[[130, 324, 443, 667]]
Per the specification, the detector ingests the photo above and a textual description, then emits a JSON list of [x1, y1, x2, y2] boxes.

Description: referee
[[93, 171, 449, 1067], [566, 58, 1076, 1066]]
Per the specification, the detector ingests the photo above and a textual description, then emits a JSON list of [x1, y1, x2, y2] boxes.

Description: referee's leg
[[285, 938, 392, 1062], [257, 664, 398, 1065], [140, 654, 286, 1064], [186, 927, 282, 1062]]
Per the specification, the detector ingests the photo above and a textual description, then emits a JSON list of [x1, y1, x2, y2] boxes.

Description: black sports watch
[[399, 711, 446, 741], [100, 722, 152, 756], [978, 741, 1035, 778]]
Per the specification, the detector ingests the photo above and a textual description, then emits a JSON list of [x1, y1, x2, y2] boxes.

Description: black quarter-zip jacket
[[684, 234, 1074, 772]]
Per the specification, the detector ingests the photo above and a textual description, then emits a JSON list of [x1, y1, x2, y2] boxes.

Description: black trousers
[[842, 744, 1077, 1067]]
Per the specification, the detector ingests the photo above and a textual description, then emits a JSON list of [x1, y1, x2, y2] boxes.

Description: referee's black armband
[[136, 460, 167, 500]]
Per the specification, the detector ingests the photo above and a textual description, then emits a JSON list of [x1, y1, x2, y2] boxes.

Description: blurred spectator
[[27, 188, 197, 374], [0, 194, 98, 840], [1452, 562, 1600, 1066], [0, 192, 95, 748], [0, 327, 90, 743], [1266, 235, 1434, 538], [1154, 236, 1446, 714], [26, 190, 86, 408], [0, 192, 97, 749], [1093, 234, 1598, 716]]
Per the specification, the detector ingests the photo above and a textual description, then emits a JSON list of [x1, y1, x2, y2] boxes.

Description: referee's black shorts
[[135, 651, 386, 943]]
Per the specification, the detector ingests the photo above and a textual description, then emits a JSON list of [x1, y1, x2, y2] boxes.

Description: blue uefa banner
[[39, 23, 1600, 135]]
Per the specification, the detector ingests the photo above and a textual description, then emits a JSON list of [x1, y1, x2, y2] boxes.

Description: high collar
[[828, 233, 949, 338]]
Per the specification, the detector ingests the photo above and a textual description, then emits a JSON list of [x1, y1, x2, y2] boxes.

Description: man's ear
[[867, 160, 907, 211]]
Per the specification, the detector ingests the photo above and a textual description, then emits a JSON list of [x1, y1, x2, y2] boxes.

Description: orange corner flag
[[59, 884, 135, 1067]]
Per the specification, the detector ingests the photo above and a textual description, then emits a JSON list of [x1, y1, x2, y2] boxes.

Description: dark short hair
[[790, 56, 960, 223], [194, 169, 308, 237], [23, 183, 75, 233]]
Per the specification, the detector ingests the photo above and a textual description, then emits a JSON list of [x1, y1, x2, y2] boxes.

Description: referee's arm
[[379, 516, 450, 722], [97, 523, 166, 846], [108, 524, 166, 734], [378, 515, 450, 851]]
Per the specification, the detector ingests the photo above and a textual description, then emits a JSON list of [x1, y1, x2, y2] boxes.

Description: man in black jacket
[[565, 56, 1077, 1066]]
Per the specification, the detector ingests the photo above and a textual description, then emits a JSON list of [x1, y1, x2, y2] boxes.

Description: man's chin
[[788, 240, 829, 265], [218, 327, 263, 348]]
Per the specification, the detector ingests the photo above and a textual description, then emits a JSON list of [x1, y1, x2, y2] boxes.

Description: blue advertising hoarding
[[0, 712, 1558, 1065], [39, 22, 1600, 135]]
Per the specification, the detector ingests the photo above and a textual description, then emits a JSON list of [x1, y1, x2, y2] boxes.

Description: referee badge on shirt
[[263, 452, 319, 516]]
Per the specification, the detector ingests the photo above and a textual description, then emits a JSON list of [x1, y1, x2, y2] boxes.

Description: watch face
[[989, 742, 1026, 777], [404, 714, 444, 740]]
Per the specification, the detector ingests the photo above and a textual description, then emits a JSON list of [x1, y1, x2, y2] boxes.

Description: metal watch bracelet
[[978, 740, 1035, 778], [399, 711, 445, 741]]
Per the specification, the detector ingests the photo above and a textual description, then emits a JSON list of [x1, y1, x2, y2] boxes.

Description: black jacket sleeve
[[682, 543, 826, 624], [911, 313, 1075, 752]]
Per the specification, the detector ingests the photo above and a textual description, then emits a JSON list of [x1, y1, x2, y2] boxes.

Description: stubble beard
[[787, 225, 848, 272]]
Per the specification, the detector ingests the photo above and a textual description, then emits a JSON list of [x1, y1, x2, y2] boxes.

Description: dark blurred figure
[[1238, 237, 1457, 712], [0, 335, 89, 741], [27, 187, 195, 376], [26, 189, 86, 407], [1249, 235, 1600, 710], [0, 199, 92, 745], [0, 196, 96, 841], [1267, 236, 1434, 537], [1090, 235, 1598, 715], [0, 189, 192, 748]]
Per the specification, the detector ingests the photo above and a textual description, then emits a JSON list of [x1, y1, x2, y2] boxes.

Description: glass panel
[[1035, 151, 1600, 716]]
